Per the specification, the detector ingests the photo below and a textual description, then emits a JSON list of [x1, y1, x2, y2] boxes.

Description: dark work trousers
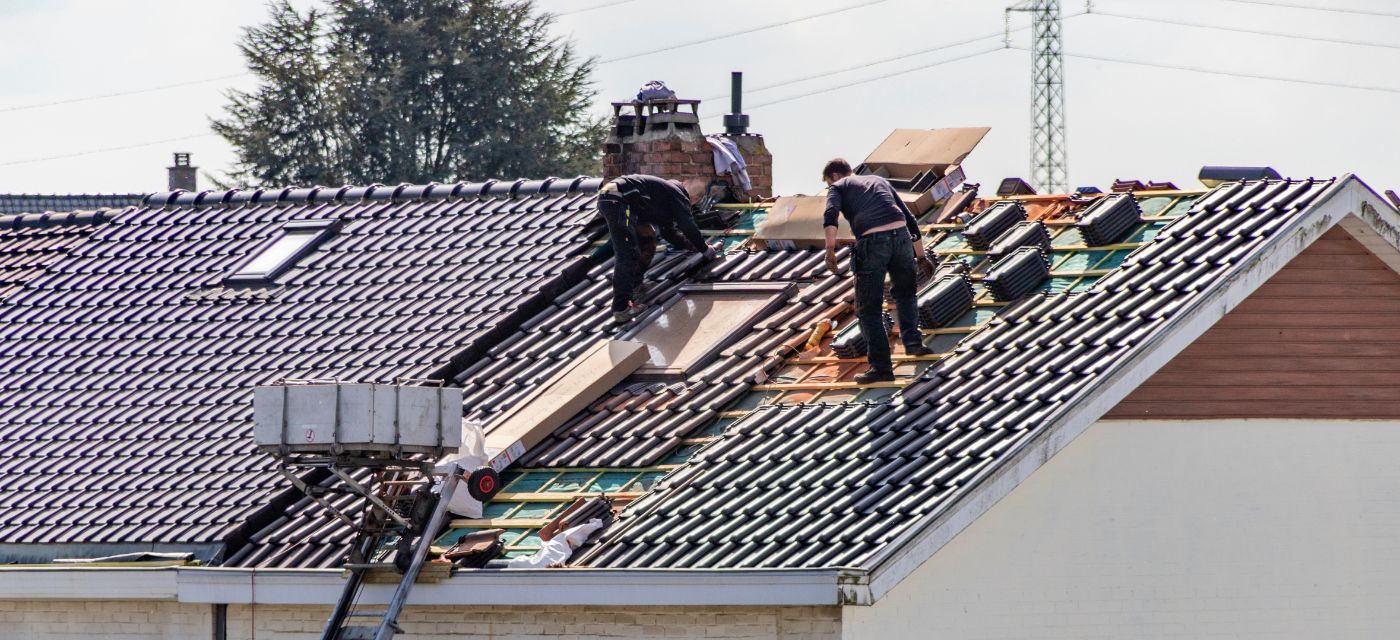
[[853, 228, 923, 373], [599, 193, 645, 313]]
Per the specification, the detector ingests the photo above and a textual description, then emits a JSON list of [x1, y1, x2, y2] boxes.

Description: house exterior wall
[[843, 419, 1400, 640], [0, 600, 840, 640], [1108, 226, 1400, 419]]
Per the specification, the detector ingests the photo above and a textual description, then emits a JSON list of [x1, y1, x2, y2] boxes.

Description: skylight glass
[[227, 219, 338, 284]]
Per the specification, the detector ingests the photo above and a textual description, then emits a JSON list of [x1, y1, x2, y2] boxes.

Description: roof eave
[[0, 565, 871, 607], [861, 174, 1399, 603]]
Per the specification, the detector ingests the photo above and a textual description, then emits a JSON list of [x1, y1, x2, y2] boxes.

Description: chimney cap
[[171, 152, 193, 168]]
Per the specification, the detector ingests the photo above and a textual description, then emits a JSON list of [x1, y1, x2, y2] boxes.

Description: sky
[[0, 0, 1397, 198]]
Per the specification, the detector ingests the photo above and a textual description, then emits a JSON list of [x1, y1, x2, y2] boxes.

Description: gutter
[[0, 565, 871, 607]]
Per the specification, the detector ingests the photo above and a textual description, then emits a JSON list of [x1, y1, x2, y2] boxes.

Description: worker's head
[[672, 177, 710, 205], [822, 158, 853, 186]]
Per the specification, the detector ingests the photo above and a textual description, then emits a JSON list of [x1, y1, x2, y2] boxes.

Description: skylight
[[620, 282, 795, 380], [227, 219, 338, 284]]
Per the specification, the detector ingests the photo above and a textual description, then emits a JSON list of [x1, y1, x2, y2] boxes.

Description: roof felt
[[0, 179, 602, 548], [584, 178, 1340, 569], [0, 193, 145, 216]]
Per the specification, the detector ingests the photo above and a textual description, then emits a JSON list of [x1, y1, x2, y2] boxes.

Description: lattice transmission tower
[[1007, 0, 1067, 194]]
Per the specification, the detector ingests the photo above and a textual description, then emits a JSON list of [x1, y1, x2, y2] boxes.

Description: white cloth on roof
[[505, 518, 606, 569], [705, 135, 752, 192]]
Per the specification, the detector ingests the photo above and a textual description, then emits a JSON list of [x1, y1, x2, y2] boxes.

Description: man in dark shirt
[[599, 174, 715, 323], [822, 158, 934, 383]]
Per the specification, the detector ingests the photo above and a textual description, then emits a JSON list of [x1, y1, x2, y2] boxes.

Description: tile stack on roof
[[0, 193, 145, 216], [584, 178, 1337, 569], [0, 179, 602, 551], [0, 211, 110, 298]]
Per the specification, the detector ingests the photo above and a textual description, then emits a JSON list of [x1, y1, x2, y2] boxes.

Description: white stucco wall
[[844, 419, 1400, 639]]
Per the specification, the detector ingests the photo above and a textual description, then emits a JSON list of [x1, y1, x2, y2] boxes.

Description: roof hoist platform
[[254, 380, 502, 640]]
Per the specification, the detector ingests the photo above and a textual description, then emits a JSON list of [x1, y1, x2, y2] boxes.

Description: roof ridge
[[144, 176, 603, 209], [0, 210, 111, 230]]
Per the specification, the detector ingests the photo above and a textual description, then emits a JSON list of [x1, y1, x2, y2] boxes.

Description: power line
[[1014, 45, 1400, 95], [599, 0, 892, 64], [702, 45, 1007, 120], [0, 133, 218, 168], [699, 29, 1016, 102], [1220, 0, 1400, 19], [1094, 8, 1400, 51], [555, 0, 645, 16], [694, 8, 1088, 102], [0, 73, 248, 114]]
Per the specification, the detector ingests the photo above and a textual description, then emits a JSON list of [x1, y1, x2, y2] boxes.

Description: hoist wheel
[[467, 467, 501, 501]]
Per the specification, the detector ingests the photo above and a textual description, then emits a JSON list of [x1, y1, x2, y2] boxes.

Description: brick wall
[[0, 601, 210, 640], [1, 600, 840, 640]]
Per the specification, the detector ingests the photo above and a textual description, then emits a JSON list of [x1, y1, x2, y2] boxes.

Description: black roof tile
[[0, 180, 603, 550]]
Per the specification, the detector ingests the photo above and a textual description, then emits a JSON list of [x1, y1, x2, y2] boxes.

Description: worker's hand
[[912, 240, 929, 258], [917, 255, 936, 282], [825, 249, 840, 274]]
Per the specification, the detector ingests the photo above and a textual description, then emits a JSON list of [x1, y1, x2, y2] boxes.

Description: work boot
[[904, 343, 934, 357], [702, 246, 718, 262], [611, 306, 644, 324], [854, 369, 896, 384]]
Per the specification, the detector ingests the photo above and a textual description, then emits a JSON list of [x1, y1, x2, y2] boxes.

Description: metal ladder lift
[[255, 381, 501, 640]]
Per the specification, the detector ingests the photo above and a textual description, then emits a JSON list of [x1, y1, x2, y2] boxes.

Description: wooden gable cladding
[[1106, 224, 1400, 419]]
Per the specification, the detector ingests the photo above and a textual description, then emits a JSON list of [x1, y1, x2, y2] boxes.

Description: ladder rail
[[375, 464, 464, 640]]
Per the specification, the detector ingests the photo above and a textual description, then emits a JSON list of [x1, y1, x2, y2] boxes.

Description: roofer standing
[[822, 158, 935, 383], [599, 174, 716, 323]]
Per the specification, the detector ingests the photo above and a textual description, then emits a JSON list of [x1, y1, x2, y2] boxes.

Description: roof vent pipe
[[724, 71, 750, 135]]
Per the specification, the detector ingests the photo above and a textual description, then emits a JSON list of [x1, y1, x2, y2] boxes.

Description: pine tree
[[214, 0, 604, 187]]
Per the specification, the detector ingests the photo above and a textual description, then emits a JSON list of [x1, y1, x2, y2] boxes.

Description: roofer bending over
[[599, 174, 716, 323], [822, 158, 935, 383]]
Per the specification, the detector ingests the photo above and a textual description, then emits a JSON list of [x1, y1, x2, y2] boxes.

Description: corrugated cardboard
[[753, 194, 853, 249], [863, 127, 990, 180], [484, 339, 647, 458]]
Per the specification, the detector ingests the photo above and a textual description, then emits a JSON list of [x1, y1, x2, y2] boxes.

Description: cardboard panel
[[863, 128, 990, 180], [753, 194, 853, 249], [484, 340, 648, 455]]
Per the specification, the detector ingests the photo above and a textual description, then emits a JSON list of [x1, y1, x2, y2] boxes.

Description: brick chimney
[[168, 152, 197, 192], [602, 74, 773, 200]]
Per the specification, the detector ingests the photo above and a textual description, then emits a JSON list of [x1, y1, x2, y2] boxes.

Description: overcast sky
[[1, 0, 1397, 197]]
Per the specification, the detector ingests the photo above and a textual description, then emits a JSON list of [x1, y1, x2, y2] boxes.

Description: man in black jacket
[[599, 174, 715, 323], [821, 158, 935, 383]]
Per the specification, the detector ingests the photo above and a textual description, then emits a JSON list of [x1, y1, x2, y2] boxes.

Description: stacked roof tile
[[584, 178, 1337, 568], [0, 179, 602, 550]]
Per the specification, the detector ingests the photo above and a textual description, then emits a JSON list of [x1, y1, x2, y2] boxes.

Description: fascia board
[[176, 567, 858, 606], [0, 566, 864, 606], [0, 567, 178, 601], [861, 177, 1385, 603]]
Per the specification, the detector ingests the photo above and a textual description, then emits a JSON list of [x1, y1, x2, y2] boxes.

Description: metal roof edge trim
[[861, 176, 1380, 603], [0, 566, 868, 606], [142, 177, 603, 209]]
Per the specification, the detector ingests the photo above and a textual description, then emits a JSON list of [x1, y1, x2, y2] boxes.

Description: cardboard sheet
[[753, 194, 853, 249], [484, 340, 647, 459], [863, 128, 990, 179]]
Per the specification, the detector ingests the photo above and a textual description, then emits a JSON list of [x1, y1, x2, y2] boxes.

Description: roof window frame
[[619, 282, 797, 381], [225, 218, 340, 286]]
